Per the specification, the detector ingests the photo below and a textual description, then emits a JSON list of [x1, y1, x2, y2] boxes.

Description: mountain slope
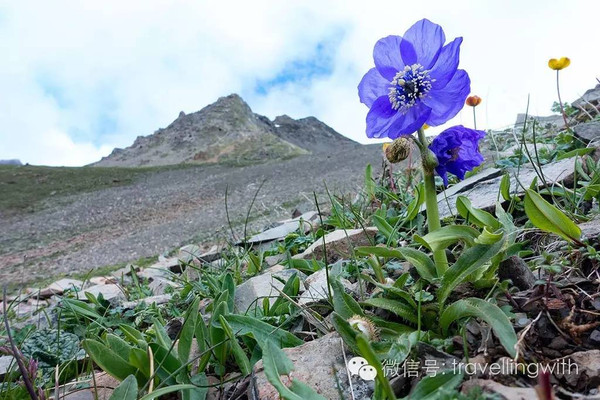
[[93, 94, 357, 167]]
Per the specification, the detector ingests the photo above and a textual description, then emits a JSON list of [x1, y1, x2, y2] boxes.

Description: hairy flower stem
[[472, 106, 477, 130], [417, 127, 448, 275], [556, 70, 569, 129]]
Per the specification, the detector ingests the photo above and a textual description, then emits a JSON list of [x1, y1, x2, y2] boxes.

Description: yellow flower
[[548, 57, 570, 70]]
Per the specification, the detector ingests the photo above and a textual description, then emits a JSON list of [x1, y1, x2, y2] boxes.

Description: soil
[[0, 145, 385, 286]]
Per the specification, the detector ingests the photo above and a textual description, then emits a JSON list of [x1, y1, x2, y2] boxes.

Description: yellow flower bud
[[548, 57, 570, 70]]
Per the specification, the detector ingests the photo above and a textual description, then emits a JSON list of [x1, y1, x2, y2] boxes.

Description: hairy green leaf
[[524, 189, 581, 242], [361, 298, 417, 324], [440, 298, 517, 358], [438, 237, 505, 307]]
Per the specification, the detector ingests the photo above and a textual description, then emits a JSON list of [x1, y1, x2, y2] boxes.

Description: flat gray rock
[[234, 267, 305, 313], [572, 84, 600, 113], [244, 211, 318, 244], [435, 157, 575, 219], [0, 356, 16, 379], [574, 121, 600, 143], [78, 284, 125, 303]]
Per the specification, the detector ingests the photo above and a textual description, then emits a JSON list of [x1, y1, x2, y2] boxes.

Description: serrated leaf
[[524, 189, 581, 242], [440, 298, 517, 358], [360, 298, 417, 324], [438, 237, 505, 307], [109, 375, 138, 400], [456, 196, 501, 230]]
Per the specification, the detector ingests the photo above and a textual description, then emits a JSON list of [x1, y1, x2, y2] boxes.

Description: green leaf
[[221, 273, 235, 312], [365, 163, 376, 200], [373, 215, 399, 243], [109, 375, 138, 400], [406, 369, 463, 399], [152, 318, 173, 351], [456, 196, 501, 230], [219, 315, 252, 376], [270, 273, 300, 316], [82, 339, 137, 381], [355, 246, 436, 282], [500, 173, 511, 201], [129, 348, 150, 378], [361, 298, 417, 324], [440, 298, 517, 358], [179, 297, 200, 365], [556, 147, 594, 161], [405, 183, 425, 222], [194, 319, 212, 374], [222, 315, 303, 348], [210, 299, 229, 373], [356, 334, 397, 400], [524, 189, 581, 242], [106, 334, 133, 362], [330, 312, 359, 354], [138, 385, 200, 400], [148, 343, 182, 385], [331, 279, 364, 319], [438, 237, 505, 307], [414, 225, 480, 253], [360, 274, 416, 308], [120, 324, 146, 346]]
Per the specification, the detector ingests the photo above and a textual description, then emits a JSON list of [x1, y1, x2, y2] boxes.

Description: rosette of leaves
[[21, 329, 85, 383]]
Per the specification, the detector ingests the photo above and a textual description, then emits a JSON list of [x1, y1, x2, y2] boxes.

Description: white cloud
[[1, 0, 599, 165]]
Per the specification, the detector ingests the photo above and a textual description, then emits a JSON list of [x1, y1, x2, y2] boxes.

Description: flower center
[[388, 64, 433, 111]]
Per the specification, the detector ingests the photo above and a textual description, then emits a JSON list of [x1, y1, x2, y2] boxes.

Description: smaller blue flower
[[429, 125, 485, 186]]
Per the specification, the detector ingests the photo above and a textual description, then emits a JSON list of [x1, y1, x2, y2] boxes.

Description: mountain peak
[[93, 94, 356, 167]]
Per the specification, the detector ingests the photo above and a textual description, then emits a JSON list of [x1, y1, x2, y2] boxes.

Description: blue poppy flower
[[358, 19, 470, 139], [429, 125, 485, 186]]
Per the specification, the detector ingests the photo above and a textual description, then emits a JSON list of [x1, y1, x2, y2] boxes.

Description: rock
[[556, 350, 600, 388], [589, 329, 600, 345], [90, 372, 120, 400], [572, 84, 600, 114], [179, 244, 221, 264], [0, 356, 16, 379], [148, 278, 179, 295], [293, 228, 378, 264], [435, 158, 576, 219], [89, 276, 116, 285], [39, 278, 84, 298], [63, 391, 94, 400], [77, 284, 125, 304], [249, 332, 373, 400], [498, 143, 556, 158], [498, 256, 536, 290], [265, 254, 285, 267], [121, 294, 172, 309], [244, 212, 318, 245], [573, 121, 600, 143], [514, 113, 565, 131], [299, 266, 354, 305], [578, 218, 600, 242], [461, 379, 537, 400], [234, 267, 304, 313], [137, 266, 171, 281]]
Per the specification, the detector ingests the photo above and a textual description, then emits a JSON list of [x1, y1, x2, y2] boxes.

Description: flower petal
[[373, 35, 405, 80], [423, 69, 470, 126], [358, 68, 391, 108], [429, 37, 463, 90], [386, 103, 431, 139], [366, 96, 398, 138], [400, 19, 445, 69]]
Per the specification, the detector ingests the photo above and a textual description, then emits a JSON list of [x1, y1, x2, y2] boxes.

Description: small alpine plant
[[358, 18, 485, 271]]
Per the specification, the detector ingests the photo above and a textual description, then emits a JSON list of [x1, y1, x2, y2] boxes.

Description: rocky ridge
[[93, 94, 358, 167]]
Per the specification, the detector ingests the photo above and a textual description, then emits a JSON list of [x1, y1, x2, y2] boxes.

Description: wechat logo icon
[[347, 357, 377, 381]]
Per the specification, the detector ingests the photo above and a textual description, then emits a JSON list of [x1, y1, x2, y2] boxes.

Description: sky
[[1, 0, 599, 166]]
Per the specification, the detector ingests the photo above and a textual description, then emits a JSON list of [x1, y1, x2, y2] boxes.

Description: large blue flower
[[429, 125, 485, 186], [358, 19, 470, 139]]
